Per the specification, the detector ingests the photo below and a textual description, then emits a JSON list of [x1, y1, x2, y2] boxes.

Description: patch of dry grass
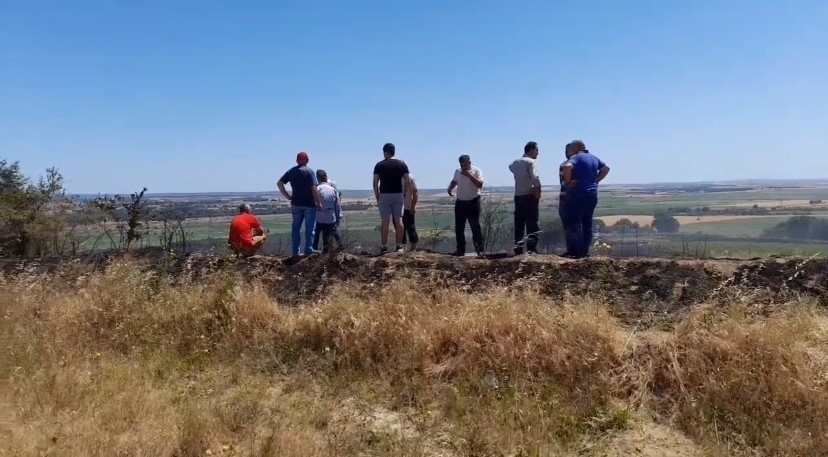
[[2, 261, 828, 456]]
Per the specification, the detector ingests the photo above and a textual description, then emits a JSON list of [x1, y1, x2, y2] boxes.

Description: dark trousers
[[313, 222, 342, 252], [455, 197, 484, 253], [401, 209, 419, 245], [514, 194, 540, 253], [558, 197, 577, 255], [561, 192, 598, 257]]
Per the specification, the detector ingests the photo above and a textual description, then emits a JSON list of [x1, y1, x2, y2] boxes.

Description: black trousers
[[313, 222, 342, 252], [455, 197, 484, 253], [401, 209, 419, 244], [514, 194, 540, 253]]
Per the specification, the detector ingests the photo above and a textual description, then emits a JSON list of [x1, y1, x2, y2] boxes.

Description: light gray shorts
[[378, 193, 404, 219]]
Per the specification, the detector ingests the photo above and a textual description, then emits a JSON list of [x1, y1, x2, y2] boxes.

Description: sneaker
[[450, 250, 465, 257], [409, 243, 418, 252], [395, 245, 405, 253], [379, 246, 389, 255], [513, 248, 524, 256]]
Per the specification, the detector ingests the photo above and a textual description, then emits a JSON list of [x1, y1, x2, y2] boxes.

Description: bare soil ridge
[[5, 252, 826, 325]]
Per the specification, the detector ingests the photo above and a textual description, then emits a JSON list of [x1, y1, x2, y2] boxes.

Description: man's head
[[296, 151, 309, 166], [239, 203, 252, 214], [382, 143, 396, 159], [564, 142, 577, 158], [316, 169, 328, 183], [569, 140, 587, 153], [458, 154, 472, 171], [524, 141, 539, 159]]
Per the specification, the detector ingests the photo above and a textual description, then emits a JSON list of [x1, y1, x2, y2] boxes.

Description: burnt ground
[[3, 251, 827, 326]]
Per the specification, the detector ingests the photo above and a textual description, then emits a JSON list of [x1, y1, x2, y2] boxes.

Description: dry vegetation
[[3, 255, 828, 456]]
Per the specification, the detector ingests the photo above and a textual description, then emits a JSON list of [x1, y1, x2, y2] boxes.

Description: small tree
[[122, 188, 149, 250], [652, 212, 680, 233], [0, 160, 66, 257], [480, 193, 509, 254], [539, 218, 565, 252], [88, 187, 149, 251]]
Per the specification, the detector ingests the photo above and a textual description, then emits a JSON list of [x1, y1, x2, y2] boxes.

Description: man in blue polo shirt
[[561, 141, 610, 258], [278, 151, 323, 256], [558, 142, 577, 257]]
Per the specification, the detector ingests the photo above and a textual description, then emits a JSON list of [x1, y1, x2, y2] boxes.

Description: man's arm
[[410, 188, 419, 213], [311, 186, 322, 209], [530, 161, 542, 198], [277, 181, 292, 201], [464, 169, 484, 189], [251, 218, 266, 237], [597, 165, 610, 183], [334, 192, 342, 223], [562, 163, 574, 186], [447, 180, 458, 196], [373, 174, 381, 200]]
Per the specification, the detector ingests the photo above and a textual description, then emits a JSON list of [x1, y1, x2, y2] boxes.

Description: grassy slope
[[3, 260, 828, 456]]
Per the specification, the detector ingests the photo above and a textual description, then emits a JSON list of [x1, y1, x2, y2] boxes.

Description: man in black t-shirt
[[372, 142, 411, 254]]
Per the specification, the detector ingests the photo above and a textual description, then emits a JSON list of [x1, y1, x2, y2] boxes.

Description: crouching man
[[228, 203, 266, 256]]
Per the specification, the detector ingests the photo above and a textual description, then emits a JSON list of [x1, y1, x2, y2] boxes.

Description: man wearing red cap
[[278, 152, 323, 256]]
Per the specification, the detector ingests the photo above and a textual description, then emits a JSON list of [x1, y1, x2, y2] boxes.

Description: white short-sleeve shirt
[[453, 166, 484, 201]]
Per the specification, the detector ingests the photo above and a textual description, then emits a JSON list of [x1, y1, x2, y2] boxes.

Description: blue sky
[[2, 0, 826, 193]]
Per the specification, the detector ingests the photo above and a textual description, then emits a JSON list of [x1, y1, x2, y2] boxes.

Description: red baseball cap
[[296, 152, 309, 164]]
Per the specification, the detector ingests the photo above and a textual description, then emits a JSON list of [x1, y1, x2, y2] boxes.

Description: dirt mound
[[4, 251, 827, 325]]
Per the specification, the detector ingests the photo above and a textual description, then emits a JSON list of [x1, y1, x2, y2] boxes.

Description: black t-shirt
[[373, 158, 410, 194]]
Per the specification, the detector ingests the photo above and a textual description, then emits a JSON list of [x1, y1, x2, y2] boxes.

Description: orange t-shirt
[[229, 213, 262, 248]]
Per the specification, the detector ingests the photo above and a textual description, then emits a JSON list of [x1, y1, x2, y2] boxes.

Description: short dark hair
[[382, 143, 396, 156], [524, 141, 538, 154], [570, 140, 586, 151], [458, 154, 470, 163], [316, 169, 327, 181], [238, 203, 251, 213]]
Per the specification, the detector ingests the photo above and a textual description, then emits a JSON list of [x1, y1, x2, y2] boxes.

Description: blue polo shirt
[[566, 150, 606, 193], [279, 165, 318, 208]]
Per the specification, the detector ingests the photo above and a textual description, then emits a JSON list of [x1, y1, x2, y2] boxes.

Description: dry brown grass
[[3, 261, 828, 456]]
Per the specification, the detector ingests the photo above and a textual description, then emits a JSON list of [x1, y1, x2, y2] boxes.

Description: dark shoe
[[379, 246, 389, 255], [450, 250, 465, 257], [514, 248, 524, 255]]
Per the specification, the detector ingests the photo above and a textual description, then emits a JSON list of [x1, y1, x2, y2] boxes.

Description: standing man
[[401, 173, 420, 252], [447, 155, 485, 256], [312, 169, 343, 253], [509, 141, 542, 255], [228, 203, 267, 256], [559, 143, 577, 257], [278, 152, 323, 257], [328, 177, 346, 241], [561, 140, 610, 258], [373, 143, 411, 254]]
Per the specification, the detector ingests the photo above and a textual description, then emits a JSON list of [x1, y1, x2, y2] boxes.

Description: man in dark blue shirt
[[558, 143, 577, 257], [278, 151, 323, 256], [561, 141, 610, 258]]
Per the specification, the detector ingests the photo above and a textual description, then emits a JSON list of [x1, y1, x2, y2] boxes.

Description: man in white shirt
[[447, 155, 485, 256]]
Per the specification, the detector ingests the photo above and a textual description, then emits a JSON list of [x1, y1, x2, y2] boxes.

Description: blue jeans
[[291, 206, 317, 255], [558, 197, 577, 255], [561, 192, 598, 257]]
